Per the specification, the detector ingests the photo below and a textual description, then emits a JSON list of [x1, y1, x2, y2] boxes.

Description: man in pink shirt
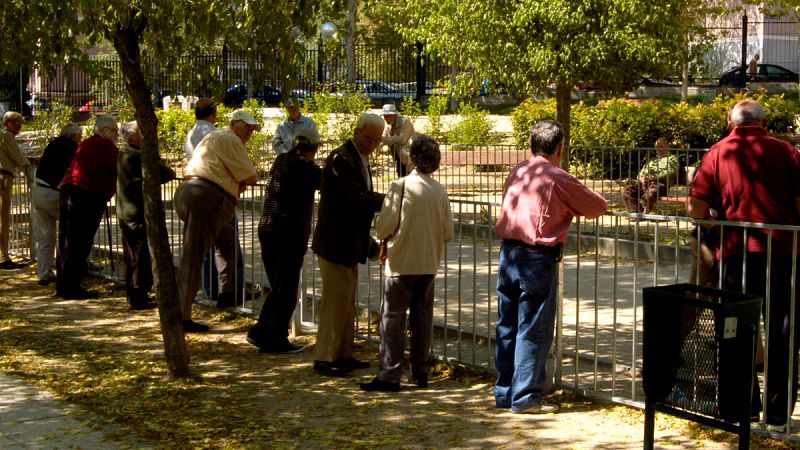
[[494, 119, 607, 414]]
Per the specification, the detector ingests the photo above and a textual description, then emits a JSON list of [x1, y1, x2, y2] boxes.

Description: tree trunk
[[346, 0, 357, 84], [111, 19, 190, 378], [555, 82, 571, 169]]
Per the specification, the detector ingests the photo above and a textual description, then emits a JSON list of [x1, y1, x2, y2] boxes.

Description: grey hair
[[3, 111, 21, 126], [730, 100, 765, 126], [530, 119, 564, 156], [60, 123, 82, 139], [355, 112, 384, 130], [93, 115, 118, 135], [119, 121, 139, 143], [410, 134, 441, 174]]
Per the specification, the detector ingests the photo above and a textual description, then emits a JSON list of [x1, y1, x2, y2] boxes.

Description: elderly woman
[[360, 134, 454, 392]]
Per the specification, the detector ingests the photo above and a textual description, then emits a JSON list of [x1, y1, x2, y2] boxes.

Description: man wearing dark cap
[[247, 126, 322, 353]]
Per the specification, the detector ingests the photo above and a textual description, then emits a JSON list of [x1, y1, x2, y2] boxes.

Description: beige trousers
[[313, 256, 358, 362]]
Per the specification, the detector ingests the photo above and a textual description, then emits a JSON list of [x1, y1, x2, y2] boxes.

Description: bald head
[[730, 100, 765, 128]]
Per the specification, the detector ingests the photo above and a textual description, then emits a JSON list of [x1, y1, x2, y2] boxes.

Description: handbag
[[379, 179, 405, 266]]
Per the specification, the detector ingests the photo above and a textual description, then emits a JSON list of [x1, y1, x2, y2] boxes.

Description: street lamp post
[[317, 22, 338, 84]]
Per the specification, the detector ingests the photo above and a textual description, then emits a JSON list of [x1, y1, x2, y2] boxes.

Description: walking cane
[[105, 206, 115, 273]]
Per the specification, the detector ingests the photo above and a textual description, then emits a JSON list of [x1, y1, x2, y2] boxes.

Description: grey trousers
[[174, 180, 236, 320], [378, 274, 435, 383]]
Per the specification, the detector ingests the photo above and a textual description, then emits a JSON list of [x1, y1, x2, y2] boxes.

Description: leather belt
[[184, 176, 237, 204], [504, 239, 564, 262]]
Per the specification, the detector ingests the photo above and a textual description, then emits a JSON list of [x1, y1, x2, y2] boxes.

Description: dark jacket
[[116, 144, 176, 222], [312, 140, 384, 267], [36, 136, 78, 188]]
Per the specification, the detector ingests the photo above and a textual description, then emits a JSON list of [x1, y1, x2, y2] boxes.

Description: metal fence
[[7, 142, 800, 442]]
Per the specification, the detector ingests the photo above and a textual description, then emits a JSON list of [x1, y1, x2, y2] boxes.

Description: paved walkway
[[0, 374, 147, 449]]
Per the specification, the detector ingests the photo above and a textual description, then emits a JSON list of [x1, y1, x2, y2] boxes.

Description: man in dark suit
[[311, 113, 385, 376]]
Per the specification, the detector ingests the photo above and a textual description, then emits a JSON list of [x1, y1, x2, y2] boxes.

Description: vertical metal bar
[[574, 218, 581, 388]]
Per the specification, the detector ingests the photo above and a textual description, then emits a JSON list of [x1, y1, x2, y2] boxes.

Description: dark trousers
[[202, 216, 245, 300], [723, 252, 800, 426], [249, 235, 305, 347], [378, 274, 435, 383], [56, 185, 106, 294], [393, 152, 408, 178], [119, 218, 153, 305]]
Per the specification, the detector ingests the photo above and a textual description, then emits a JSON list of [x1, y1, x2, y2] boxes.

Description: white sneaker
[[767, 422, 788, 433], [513, 402, 560, 414]]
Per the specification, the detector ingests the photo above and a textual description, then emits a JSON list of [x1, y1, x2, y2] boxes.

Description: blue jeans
[[494, 240, 559, 412]]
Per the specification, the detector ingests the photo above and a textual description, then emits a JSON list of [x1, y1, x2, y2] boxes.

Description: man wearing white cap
[[174, 110, 260, 332], [379, 104, 415, 177], [247, 126, 322, 353], [272, 98, 318, 155]]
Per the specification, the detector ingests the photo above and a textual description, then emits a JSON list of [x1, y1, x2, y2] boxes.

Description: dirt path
[[0, 266, 791, 449]]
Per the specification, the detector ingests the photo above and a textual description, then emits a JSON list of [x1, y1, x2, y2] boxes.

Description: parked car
[[331, 79, 407, 102], [719, 64, 799, 87], [223, 83, 307, 107]]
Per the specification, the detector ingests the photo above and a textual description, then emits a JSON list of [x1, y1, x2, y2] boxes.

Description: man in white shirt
[[272, 98, 318, 155]]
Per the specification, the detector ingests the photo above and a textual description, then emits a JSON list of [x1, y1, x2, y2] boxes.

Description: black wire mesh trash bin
[[642, 283, 761, 450]]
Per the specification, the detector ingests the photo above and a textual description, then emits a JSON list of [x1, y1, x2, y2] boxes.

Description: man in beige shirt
[[174, 110, 259, 332], [0, 111, 30, 269], [379, 104, 415, 177]]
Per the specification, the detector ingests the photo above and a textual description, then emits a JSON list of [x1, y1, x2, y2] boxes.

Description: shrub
[[425, 93, 449, 142], [446, 101, 495, 145], [25, 105, 77, 149], [304, 84, 372, 143]]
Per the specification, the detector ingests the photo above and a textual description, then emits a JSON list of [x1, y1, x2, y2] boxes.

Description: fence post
[[741, 13, 748, 87], [222, 44, 229, 90], [416, 42, 425, 101]]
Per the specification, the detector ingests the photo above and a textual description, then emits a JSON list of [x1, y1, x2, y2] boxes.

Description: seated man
[[622, 137, 678, 214]]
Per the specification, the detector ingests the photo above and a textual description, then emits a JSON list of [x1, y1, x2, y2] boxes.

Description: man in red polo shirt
[[56, 115, 119, 299], [689, 99, 800, 432]]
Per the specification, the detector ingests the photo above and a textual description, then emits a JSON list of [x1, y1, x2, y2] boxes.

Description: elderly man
[[379, 104, 415, 177], [184, 98, 217, 160], [0, 111, 30, 270], [311, 113, 385, 376], [117, 122, 176, 310], [272, 98, 318, 155], [175, 110, 259, 333], [689, 100, 800, 432], [247, 127, 322, 354], [31, 124, 81, 285], [494, 119, 607, 414], [56, 115, 119, 299], [621, 137, 678, 214]]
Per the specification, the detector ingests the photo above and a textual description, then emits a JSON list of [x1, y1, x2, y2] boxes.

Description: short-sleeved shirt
[[272, 116, 317, 155], [690, 126, 800, 256], [494, 156, 608, 246], [184, 127, 257, 198], [59, 134, 119, 201], [0, 129, 29, 175]]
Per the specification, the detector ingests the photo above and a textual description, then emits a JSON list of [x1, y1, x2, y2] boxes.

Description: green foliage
[[447, 101, 495, 145], [304, 85, 371, 142], [424, 94, 449, 142], [155, 107, 194, 162], [25, 105, 77, 149], [399, 96, 422, 122], [236, 99, 272, 169], [511, 93, 800, 149]]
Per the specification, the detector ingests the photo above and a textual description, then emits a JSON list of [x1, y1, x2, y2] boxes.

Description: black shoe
[[360, 377, 400, 392], [314, 360, 352, 377], [243, 282, 262, 300], [261, 342, 306, 354], [37, 272, 57, 285], [336, 357, 370, 370], [59, 288, 99, 300], [245, 335, 264, 350], [413, 373, 428, 388], [183, 320, 210, 333], [216, 292, 236, 309], [0, 260, 25, 270], [129, 300, 158, 311]]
